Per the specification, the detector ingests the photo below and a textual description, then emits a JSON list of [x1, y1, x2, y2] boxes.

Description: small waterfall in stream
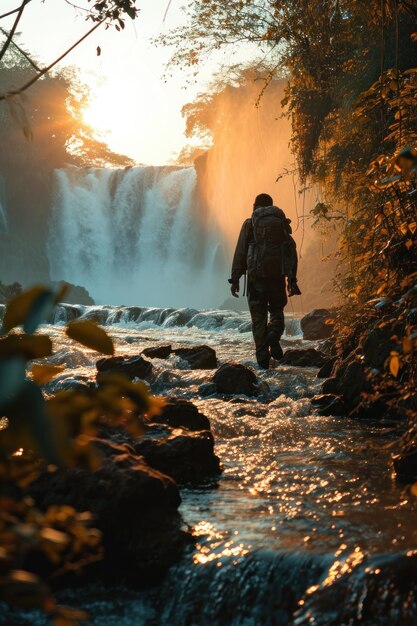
[[47, 166, 228, 307]]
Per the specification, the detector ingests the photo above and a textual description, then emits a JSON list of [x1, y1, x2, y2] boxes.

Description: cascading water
[[47, 166, 228, 308]]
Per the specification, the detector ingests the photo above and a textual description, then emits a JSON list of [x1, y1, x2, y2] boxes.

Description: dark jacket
[[230, 205, 298, 284]]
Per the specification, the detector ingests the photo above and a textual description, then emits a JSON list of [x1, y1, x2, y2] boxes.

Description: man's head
[[253, 193, 273, 210]]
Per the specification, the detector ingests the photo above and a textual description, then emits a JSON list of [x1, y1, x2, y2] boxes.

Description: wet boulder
[[28, 438, 184, 584], [211, 362, 259, 396], [300, 309, 336, 340], [96, 355, 153, 382], [311, 394, 348, 417], [317, 357, 337, 378], [278, 348, 327, 367], [321, 376, 340, 395], [149, 396, 210, 431], [134, 426, 221, 484], [393, 448, 417, 481], [142, 345, 172, 359], [174, 345, 218, 369]]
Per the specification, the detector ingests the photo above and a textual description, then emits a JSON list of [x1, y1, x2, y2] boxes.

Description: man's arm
[[229, 220, 251, 291]]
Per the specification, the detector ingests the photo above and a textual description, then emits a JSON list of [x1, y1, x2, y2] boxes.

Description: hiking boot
[[257, 358, 270, 370], [270, 343, 283, 360]]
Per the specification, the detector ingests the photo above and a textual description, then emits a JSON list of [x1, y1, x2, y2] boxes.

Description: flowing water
[[2, 304, 417, 625], [47, 167, 228, 308]]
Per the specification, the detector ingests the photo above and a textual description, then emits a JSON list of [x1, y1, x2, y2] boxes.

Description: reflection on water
[[3, 311, 417, 625]]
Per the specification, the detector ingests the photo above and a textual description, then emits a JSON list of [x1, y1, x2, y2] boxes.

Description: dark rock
[[301, 308, 336, 340], [135, 427, 221, 484], [28, 438, 184, 584], [393, 449, 417, 481], [212, 362, 259, 396], [339, 359, 365, 407], [0, 280, 22, 304], [362, 326, 400, 369], [142, 345, 172, 359], [149, 396, 210, 432], [96, 355, 153, 382], [199, 383, 218, 397], [295, 552, 417, 625], [311, 394, 348, 416], [317, 357, 337, 378], [52, 281, 95, 305], [174, 345, 218, 369], [278, 348, 327, 367], [321, 376, 340, 395]]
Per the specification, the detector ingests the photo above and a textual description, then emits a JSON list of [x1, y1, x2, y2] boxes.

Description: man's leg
[[267, 276, 287, 360], [248, 281, 270, 368]]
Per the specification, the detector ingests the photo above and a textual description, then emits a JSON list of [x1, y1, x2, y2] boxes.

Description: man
[[229, 193, 301, 369]]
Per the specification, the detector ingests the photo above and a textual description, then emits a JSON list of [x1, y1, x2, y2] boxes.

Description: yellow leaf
[[409, 222, 417, 234], [389, 355, 400, 377], [376, 283, 388, 295], [2, 286, 52, 333], [403, 336, 412, 354], [30, 364, 65, 385], [405, 239, 413, 249], [66, 320, 114, 355]]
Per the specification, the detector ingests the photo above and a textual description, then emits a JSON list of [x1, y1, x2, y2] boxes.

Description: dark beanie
[[254, 193, 273, 208]]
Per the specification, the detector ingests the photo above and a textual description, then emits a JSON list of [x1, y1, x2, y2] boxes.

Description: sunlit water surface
[[3, 308, 417, 625]]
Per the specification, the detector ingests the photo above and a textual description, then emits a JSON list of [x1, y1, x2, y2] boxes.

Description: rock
[[174, 345, 218, 369], [238, 321, 253, 333], [300, 309, 336, 340], [278, 348, 327, 367], [311, 394, 348, 416], [295, 552, 417, 625], [28, 438, 184, 584], [393, 449, 417, 481], [0, 280, 22, 304], [142, 345, 172, 359], [134, 427, 221, 484], [317, 357, 337, 378], [96, 355, 153, 382], [321, 376, 340, 395], [52, 281, 95, 305], [149, 397, 210, 432], [199, 383, 218, 397], [212, 362, 259, 396]]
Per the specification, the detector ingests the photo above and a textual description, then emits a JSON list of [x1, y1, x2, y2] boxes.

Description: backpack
[[247, 206, 297, 279]]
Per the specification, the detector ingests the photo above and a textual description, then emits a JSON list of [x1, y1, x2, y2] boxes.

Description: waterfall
[[47, 166, 228, 308]]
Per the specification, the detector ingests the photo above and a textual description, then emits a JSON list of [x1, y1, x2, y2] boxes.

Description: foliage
[[0, 284, 163, 622], [163, 0, 417, 449], [0, 48, 134, 168], [0, 1, 139, 101]]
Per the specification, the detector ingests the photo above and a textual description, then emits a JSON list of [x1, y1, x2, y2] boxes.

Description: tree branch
[[0, 27, 41, 71], [0, 19, 104, 101], [0, 0, 32, 21], [0, 0, 31, 63]]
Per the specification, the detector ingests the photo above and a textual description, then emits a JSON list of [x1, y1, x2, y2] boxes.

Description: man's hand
[[287, 278, 301, 297], [231, 282, 239, 298]]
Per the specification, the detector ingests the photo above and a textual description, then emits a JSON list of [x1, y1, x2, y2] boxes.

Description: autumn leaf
[[66, 321, 114, 355], [389, 354, 400, 377], [30, 364, 65, 385]]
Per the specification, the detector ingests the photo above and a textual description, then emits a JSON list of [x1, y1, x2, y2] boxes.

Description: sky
[[1, 0, 218, 164]]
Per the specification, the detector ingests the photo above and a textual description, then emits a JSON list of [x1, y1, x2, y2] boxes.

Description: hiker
[[228, 193, 301, 369]]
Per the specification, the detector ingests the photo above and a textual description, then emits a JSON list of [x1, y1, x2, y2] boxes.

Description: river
[[2, 304, 417, 625]]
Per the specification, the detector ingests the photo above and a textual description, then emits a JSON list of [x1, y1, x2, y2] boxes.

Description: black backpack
[[247, 206, 297, 279]]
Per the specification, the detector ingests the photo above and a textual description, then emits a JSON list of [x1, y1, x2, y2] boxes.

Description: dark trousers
[[247, 275, 287, 364]]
